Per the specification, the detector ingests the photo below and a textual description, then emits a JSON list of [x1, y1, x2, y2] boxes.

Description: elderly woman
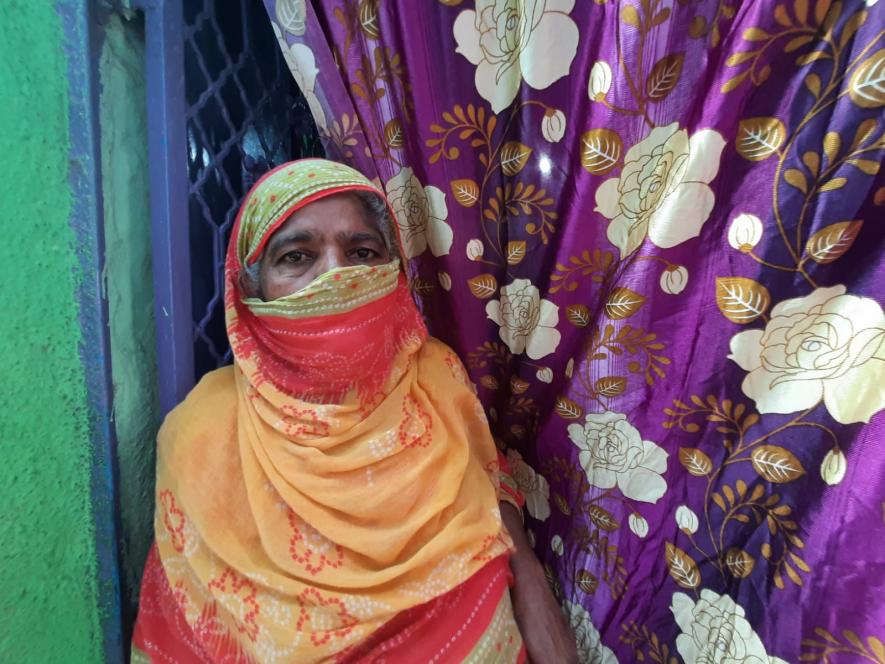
[[132, 159, 577, 663]]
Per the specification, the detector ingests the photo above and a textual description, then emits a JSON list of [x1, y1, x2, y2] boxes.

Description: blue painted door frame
[[58, 0, 125, 660]]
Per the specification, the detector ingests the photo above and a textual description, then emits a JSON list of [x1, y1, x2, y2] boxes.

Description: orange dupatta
[[137, 160, 516, 662]]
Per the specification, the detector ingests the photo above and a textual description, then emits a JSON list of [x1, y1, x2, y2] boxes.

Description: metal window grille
[[145, 0, 322, 414]]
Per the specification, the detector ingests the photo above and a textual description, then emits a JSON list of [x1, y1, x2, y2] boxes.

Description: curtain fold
[[264, 0, 885, 661]]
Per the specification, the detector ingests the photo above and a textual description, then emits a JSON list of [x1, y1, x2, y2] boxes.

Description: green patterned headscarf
[[235, 158, 388, 267]]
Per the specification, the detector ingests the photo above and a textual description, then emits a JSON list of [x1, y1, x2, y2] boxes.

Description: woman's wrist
[[499, 502, 579, 663], [499, 501, 544, 576]]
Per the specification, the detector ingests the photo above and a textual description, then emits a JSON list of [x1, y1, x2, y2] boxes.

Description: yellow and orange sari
[[132, 159, 525, 663]]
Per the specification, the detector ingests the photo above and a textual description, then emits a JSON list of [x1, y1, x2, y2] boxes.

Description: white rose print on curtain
[[275, 0, 306, 36], [594, 123, 727, 258], [385, 167, 453, 259], [486, 278, 562, 359], [271, 23, 327, 132], [453, 0, 580, 113], [567, 411, 668, 503], [563, 600, 619, 664], [729, 285, 885, 425], [506, 449, 551, 520], [671, 590, 788, 664], [541, 108, 567, 142]]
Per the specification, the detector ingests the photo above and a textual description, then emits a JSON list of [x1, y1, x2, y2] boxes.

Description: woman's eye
[[283, 251, 307, 264], [352, 248, 379, 261]]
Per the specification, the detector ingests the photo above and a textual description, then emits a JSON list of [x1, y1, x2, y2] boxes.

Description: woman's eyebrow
[[268, 230, 314, 255], [339, 230, 383, 244]]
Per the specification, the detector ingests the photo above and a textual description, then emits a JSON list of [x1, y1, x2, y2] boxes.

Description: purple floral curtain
[[264, 0, 885, 661]]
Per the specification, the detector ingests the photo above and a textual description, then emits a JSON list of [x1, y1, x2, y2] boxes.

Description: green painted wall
[[99, 11, 159, 627], [0, 2, 103, 661]]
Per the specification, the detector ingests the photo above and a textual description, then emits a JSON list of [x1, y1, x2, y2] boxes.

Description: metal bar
[[55, 0, 124, 660], [187, 80, 283, 194], [143, 0, 194, 415]]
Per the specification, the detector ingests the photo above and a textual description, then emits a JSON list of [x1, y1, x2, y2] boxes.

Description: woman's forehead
[[237, 159, 386, 265], [269, 194, 380, 242]]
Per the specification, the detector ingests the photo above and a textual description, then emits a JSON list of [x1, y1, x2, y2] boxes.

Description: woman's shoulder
[[421, 336, 472, 371], [158, 365, 238, 446], [418, 336, 475, 388], [422, 335, 458, 358], [174, 365, 238, 412]]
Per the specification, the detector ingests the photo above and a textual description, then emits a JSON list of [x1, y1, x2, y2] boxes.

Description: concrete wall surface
[[0, 2, 105, 660], [99, 11, 159, 630]]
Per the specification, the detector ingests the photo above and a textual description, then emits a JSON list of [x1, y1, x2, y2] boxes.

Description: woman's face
[[249, 193, 392, 301]]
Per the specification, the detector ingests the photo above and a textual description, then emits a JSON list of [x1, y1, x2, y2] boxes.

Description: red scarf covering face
[[135, 159, 518, 663], [229, 265, 427, 406]]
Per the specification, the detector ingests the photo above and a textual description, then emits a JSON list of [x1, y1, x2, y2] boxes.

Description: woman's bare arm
[[500, 502, 579, 664]]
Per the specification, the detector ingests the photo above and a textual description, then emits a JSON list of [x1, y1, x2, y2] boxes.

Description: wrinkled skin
[[243, 193, 390, 301], [502, 503, 580, 663]]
